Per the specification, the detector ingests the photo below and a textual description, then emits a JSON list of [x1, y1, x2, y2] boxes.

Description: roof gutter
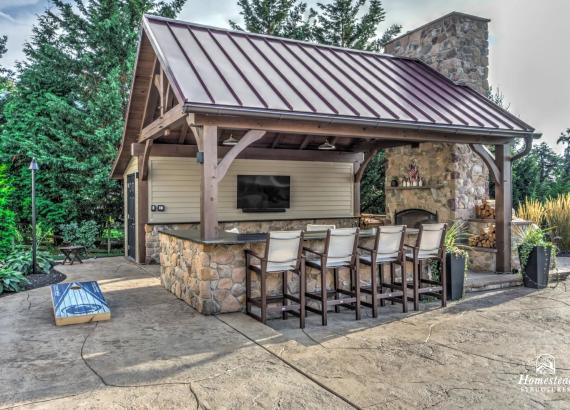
[[183, 103, 538, 139]]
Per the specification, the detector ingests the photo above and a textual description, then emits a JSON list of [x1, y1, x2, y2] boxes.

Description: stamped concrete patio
[[1, 257, 570, 409]]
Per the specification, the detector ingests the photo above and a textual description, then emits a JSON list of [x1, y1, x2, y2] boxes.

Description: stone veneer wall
[[147, 218, 358, 264], [385, 143, 488, 222], [160, 232, 379, 315]]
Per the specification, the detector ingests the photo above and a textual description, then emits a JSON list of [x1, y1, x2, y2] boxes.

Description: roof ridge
[[143, 13, 414, 61]]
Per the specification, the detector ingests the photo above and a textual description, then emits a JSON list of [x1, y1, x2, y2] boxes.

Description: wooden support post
[[200, 125, 219, 240], [495, 143, 512, 273]]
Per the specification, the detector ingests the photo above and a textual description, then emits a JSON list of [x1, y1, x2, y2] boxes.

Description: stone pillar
[[384, 12, 491, 221]]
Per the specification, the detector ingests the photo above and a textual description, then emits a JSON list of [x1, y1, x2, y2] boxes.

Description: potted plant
[[516, 225, 557, 289], [430, 220, 468, 300], [445, 220, 469, 300]]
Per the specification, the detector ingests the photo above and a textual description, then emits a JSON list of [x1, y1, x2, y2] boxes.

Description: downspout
[[512, 134, 539, 161]]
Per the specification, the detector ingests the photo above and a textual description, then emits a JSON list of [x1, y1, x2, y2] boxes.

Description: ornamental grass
[[517, 198, 545, 226], [544, 193, 570, 252]]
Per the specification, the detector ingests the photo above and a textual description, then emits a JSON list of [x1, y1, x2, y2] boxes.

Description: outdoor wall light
[[318, 137, 336, 150], [222, 133, 238, 146]]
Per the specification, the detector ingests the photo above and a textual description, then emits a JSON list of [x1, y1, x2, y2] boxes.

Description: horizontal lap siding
[[148, 157, 353, 223]]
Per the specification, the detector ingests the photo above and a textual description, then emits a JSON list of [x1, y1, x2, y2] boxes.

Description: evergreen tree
[[0, 165, 17, 257], [312, 0, 401, 50], [0, 0, 186, 228], [360, 151, 385, 213], [0, 35, 14, 126], [230, 0, 315, 40], [557, 128, 570, 179]]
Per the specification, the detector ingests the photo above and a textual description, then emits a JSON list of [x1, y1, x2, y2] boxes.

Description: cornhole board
[[50, 281, 111, 326]]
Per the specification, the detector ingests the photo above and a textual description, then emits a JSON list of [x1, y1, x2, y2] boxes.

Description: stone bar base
[[159, 231, 381, 315]]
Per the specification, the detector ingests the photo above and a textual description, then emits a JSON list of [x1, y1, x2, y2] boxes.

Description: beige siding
[[123, 157, 138, 259], [148, 157, 354, 224]]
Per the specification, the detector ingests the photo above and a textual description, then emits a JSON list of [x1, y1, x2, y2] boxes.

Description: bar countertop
[[159, 227, 419, 245]]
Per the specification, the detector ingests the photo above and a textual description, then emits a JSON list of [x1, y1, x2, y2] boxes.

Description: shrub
[[3, 247, 54, 275], [60, 220, 99, 249], [0, 267, 30, 294], [544, 193, 570, 252]]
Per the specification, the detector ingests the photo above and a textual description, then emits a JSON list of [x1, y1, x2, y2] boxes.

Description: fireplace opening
[[395, 209, 438, 228]]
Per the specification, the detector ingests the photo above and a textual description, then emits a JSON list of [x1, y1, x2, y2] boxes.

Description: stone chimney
[[382, 12, 491, 222], [385, 12, 490, 95]]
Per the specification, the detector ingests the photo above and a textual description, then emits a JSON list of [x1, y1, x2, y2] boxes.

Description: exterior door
[[127, 173, 136, 260]]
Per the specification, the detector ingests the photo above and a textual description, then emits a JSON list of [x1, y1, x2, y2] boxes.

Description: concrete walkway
[[1, 257, 570, 409]]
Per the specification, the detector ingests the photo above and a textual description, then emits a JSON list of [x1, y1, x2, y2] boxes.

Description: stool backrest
[[417, 223, 447, 257], [306, 224, 336, 231], [324, 227, 359, 266], [374, 225, 406, 261], [265, 230, 304, 272]]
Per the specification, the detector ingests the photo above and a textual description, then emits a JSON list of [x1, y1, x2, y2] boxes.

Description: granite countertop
[[159, 227, 419, 245]]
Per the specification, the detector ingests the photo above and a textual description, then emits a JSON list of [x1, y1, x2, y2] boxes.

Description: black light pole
[[29, 158, 39, 275]]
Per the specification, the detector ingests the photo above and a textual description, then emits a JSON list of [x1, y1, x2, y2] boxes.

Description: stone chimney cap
[[385, 11, 491, 46]]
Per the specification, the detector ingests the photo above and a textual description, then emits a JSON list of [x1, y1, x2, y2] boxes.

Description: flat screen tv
[[237, 175, 290, 212]]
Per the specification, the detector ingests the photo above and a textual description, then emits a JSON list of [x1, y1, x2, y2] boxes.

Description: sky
[[1, 0, 569, 152]]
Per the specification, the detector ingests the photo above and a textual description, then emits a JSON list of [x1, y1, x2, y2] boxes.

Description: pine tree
[[230, 0, 315, 40], [312, 0, 401, 50], [0, 164, 17, 257], [557, 128, 570, 179], [0, 0, 186, 228], [0, 35, 14, 126]]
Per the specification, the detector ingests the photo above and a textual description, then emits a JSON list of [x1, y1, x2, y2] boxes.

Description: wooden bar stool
[[358, 225, 407, 317], [245, 231, 306, 328], [404, 223, 447, 310], [304, 227, 360, 326]]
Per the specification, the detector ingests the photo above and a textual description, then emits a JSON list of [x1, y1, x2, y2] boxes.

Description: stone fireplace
[[384, 12, 526, 272], [395, 208, 438, 229], [384, 12, 491, 224]]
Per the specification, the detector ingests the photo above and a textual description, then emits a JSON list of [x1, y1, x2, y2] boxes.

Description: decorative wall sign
[[50, 281, 111, 326]]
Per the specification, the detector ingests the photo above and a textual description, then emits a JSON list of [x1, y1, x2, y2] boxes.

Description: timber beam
[[130, 143, 364, 163], [139, 103, 186, 142], [470, 144, 501, 185], [188, 113, 515, 145]]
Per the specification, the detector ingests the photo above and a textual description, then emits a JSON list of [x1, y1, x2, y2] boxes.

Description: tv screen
[[237, 175, 290, 210]]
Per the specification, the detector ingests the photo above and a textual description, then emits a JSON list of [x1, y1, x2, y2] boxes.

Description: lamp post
[[29, 158, 39, 275]]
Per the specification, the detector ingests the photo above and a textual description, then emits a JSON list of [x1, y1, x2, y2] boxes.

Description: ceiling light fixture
[[318, 137, 336, 150], [222, 133, 238, 146]]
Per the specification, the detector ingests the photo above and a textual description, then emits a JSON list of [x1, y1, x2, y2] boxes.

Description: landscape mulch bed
[[0, 270, 66, 299]]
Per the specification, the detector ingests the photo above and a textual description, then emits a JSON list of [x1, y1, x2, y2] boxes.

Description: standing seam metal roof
[[143, 14, 535, 136]]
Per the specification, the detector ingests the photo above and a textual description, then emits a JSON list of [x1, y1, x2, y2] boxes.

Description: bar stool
[[304, 227, 360, 326], [245, 231, 306, 328], [404, 223, 447, 310], [358, 225, 407, 317]]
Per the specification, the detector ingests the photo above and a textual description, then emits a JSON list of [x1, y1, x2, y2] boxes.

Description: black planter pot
[[519, 246, 551, 289], [446, 253, 466, 301]]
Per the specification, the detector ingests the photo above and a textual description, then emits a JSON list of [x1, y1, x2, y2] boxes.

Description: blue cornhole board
[[50, 281, 111, 326]]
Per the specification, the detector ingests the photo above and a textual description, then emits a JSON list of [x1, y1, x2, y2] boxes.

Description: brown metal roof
[[143, 14, 535, 136]]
